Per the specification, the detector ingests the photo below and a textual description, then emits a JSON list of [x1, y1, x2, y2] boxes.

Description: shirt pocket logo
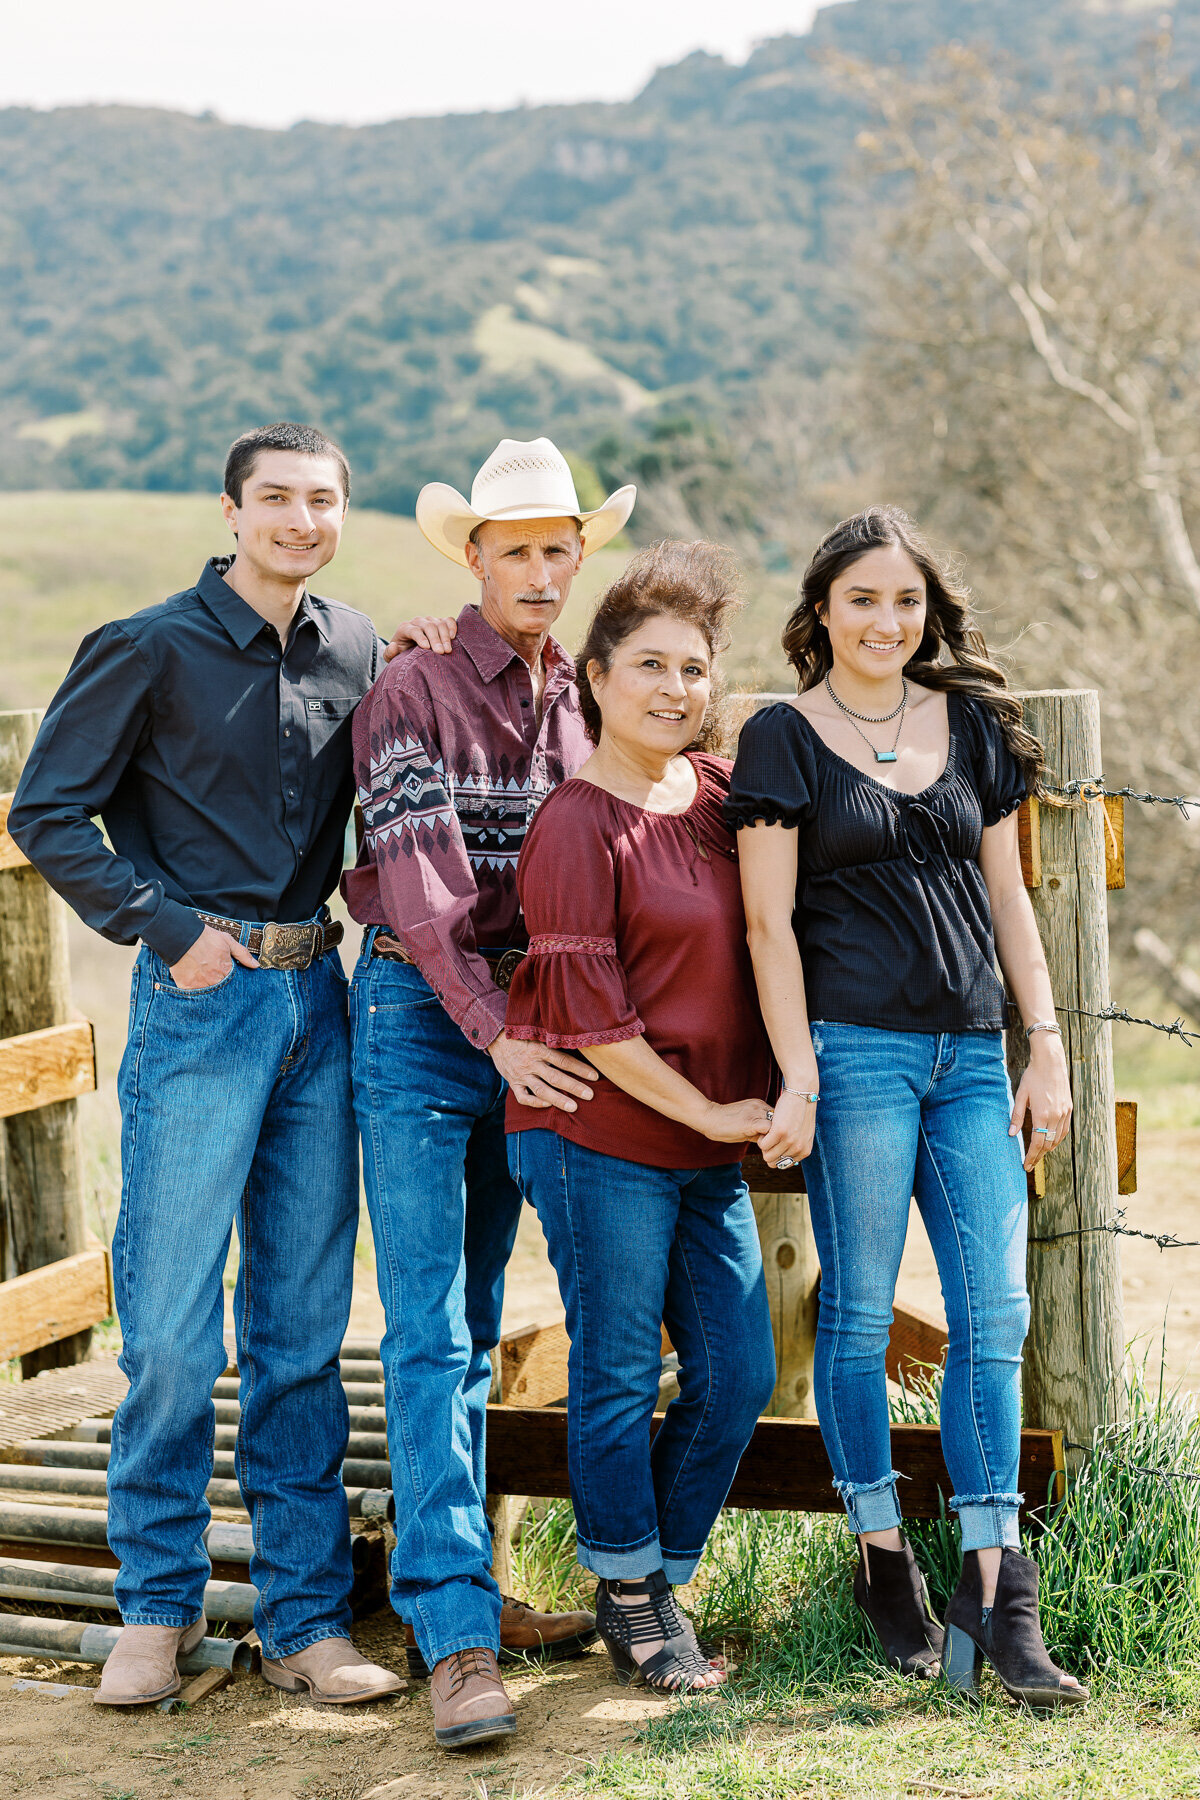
[[305, 696, 358, 798]]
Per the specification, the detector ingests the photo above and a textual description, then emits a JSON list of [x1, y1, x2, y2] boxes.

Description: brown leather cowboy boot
[[94, 1615, 208, 1706], [403, 1594, 596, 1677], [429, 1646, 516, 1749], [262, 1636, 405, 1704]]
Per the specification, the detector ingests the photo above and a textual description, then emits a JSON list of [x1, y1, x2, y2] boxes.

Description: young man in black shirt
[[9, 423, 402, 1707]]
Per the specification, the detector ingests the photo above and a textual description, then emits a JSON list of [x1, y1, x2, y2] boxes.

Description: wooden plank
[[0, 794, 27, 872], [1103, 795, 1125, 890], [1116, 1099, 1137, 1196], [0, 1021, 96, 1120], [887, 1302, 947, 1385], [496, 1316, 570, 1407], [485, 1406, 1064, 1518], [1, 711, 93, 1375], [0, 1248, 113, 1362], [1018, 796, 1041, 888]]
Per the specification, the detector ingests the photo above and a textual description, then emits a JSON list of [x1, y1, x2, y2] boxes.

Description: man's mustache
[[514, 589, 561, 602]]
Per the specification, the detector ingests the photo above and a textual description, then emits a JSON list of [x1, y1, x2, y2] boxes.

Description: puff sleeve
[[723, 702, 816, 831], [505, 788, 645, 1050], [961, 697, 1029, 826]]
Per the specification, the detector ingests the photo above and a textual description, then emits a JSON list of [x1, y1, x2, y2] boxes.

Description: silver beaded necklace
[[824, 674, 908, 764]]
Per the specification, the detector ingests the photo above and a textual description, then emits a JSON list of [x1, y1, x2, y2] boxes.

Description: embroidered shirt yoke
[[342, 603, 591, 1048]]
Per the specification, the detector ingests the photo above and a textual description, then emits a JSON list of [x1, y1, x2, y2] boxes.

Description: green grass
[[506, 1361, 1200, 1798]]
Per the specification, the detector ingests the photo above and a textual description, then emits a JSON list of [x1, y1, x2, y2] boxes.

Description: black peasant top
[[723, 692, 1028, 1034]]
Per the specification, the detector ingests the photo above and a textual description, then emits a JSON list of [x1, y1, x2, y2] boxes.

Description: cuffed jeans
[[109, 940, 359, 1657], [509, 1132, 776, 1585], [350, 942, 522, 1669], [804, 1024, 1030, 1553]]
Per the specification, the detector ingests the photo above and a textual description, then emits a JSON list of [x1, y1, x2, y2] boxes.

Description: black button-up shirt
[[9, 558, 381, 964]]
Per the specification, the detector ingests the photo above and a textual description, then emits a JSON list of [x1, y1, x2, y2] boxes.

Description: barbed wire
[[1057, 1002, 1200, 1047], [1028, 1207, 1200, 1252], [1063, 1441, 1200, 1485], [1041, 776, 1200, 819]]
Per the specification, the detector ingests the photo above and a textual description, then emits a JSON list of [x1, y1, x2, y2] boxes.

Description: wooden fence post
[[0, 711, 91, 1375], [1009, 691, 1125, 1452]]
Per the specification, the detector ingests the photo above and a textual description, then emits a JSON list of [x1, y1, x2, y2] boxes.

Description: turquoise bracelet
[[783, 1086, 820, 1103]]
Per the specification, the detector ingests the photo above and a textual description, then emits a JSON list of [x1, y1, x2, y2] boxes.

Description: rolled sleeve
[[8, 624, 204, 961]]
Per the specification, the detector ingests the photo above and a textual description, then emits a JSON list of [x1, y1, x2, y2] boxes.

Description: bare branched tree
[[830, 28, 1200, 963]]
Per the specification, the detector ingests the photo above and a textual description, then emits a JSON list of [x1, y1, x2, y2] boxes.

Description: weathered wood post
[[1009, 691, 1125, 1453], [0, 710, 91, 1374], [752, 1192, 820, 1419]]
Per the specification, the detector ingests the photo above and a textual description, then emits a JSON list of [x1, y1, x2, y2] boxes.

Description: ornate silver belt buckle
[[492, 949, 526, 993], [259, 920, 319, 971]]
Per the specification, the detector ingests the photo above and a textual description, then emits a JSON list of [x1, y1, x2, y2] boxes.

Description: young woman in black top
[[726, 507, 1087, 1708]]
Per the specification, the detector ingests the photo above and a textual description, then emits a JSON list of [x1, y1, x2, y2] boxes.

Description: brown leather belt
[[197, 912, 344, 972], [371, 933, 526, 992]]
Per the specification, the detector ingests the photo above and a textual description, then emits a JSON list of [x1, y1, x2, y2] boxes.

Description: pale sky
[[3, 2, 824, 128]]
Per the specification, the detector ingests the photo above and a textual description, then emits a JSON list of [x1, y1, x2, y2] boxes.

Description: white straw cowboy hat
[[416, 437, 636, 566]]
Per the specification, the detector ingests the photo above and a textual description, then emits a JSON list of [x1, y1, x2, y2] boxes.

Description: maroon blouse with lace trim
[[504, 753, 772, 1168]]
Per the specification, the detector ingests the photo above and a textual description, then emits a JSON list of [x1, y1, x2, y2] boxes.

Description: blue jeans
[[803, 1023, 1030, 1553], [350, 942, 523, 1668], [109, 941, 359, 1657], [508, 1132, 775, 1585]]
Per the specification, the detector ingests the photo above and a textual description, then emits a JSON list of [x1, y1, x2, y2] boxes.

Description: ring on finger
[[776, 1156, 796, 1170]]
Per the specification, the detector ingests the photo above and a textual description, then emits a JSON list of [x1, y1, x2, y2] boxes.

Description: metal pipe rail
[[0, 1613, 256, 1671], [0, 1503, 382, 1563], [0, 1557, 257, 1622], [0, 1464, 394, 1520], [12, 1442, 393, 1491]]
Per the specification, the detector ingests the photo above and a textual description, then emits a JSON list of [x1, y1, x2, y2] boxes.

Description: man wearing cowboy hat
[[342, 438, 635, 1750]]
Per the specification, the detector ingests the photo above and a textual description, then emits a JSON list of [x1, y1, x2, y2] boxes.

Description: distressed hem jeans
[[803, 1024, 1030, 1554], [350, 946, 522, 1669], [508, 1131, 776, 1588], [109, 943, 359, 1657]]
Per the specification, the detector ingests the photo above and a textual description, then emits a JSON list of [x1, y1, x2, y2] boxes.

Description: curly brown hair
[[576, 540, 742, 749], [783, 506, 1043, 790]]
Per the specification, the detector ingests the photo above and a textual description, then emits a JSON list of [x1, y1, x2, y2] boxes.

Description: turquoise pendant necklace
[[824, 675, 908, 764]]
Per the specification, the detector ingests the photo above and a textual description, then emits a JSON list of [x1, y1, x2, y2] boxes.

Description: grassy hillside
[[0, 492, 795, 711], [2, 0, 1191, 514]]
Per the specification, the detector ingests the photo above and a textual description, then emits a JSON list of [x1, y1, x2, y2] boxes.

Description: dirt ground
[[3, 920, 1198, 1798], [0, 1629, 686, 1800]]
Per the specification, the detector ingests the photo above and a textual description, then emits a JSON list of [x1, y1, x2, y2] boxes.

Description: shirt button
[[471, 1029, 479, 1039], [288, 789, 295, 797], [284, 728, 291, 738], [520, 698, 530, 708]]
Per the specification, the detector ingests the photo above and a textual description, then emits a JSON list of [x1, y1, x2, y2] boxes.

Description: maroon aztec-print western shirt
[[341, 603, 592, 1048]]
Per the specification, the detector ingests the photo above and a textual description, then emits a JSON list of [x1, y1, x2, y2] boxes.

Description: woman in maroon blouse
[[504, 542, 777, 1694]]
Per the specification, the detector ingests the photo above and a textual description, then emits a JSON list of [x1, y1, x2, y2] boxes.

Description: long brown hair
[[782, 506, 1043, 789], [576, 540, 741, 750]]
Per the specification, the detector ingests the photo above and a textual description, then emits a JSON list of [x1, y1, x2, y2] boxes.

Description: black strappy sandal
[[595, 1572, 722, 1692]]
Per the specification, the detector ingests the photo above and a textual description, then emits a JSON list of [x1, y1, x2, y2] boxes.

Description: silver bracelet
[[782, 1084, 820, 1102], [1025, 1021, 1062, 1039]]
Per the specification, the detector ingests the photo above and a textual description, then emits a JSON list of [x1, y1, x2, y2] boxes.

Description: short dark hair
[[223, 422, 350, 508], [576, 540, 741, 750]]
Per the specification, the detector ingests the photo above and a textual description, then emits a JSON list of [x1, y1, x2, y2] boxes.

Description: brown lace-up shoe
[[94, 1615, 208, 1706], [403, 1594, 596, 1677], [262, 1636, 404, 1704], [429, 1646, 516, 1749]]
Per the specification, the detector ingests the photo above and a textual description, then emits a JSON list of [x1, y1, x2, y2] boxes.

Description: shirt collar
[[197, 557, 329, 650], [454, 602, 576, 686]]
